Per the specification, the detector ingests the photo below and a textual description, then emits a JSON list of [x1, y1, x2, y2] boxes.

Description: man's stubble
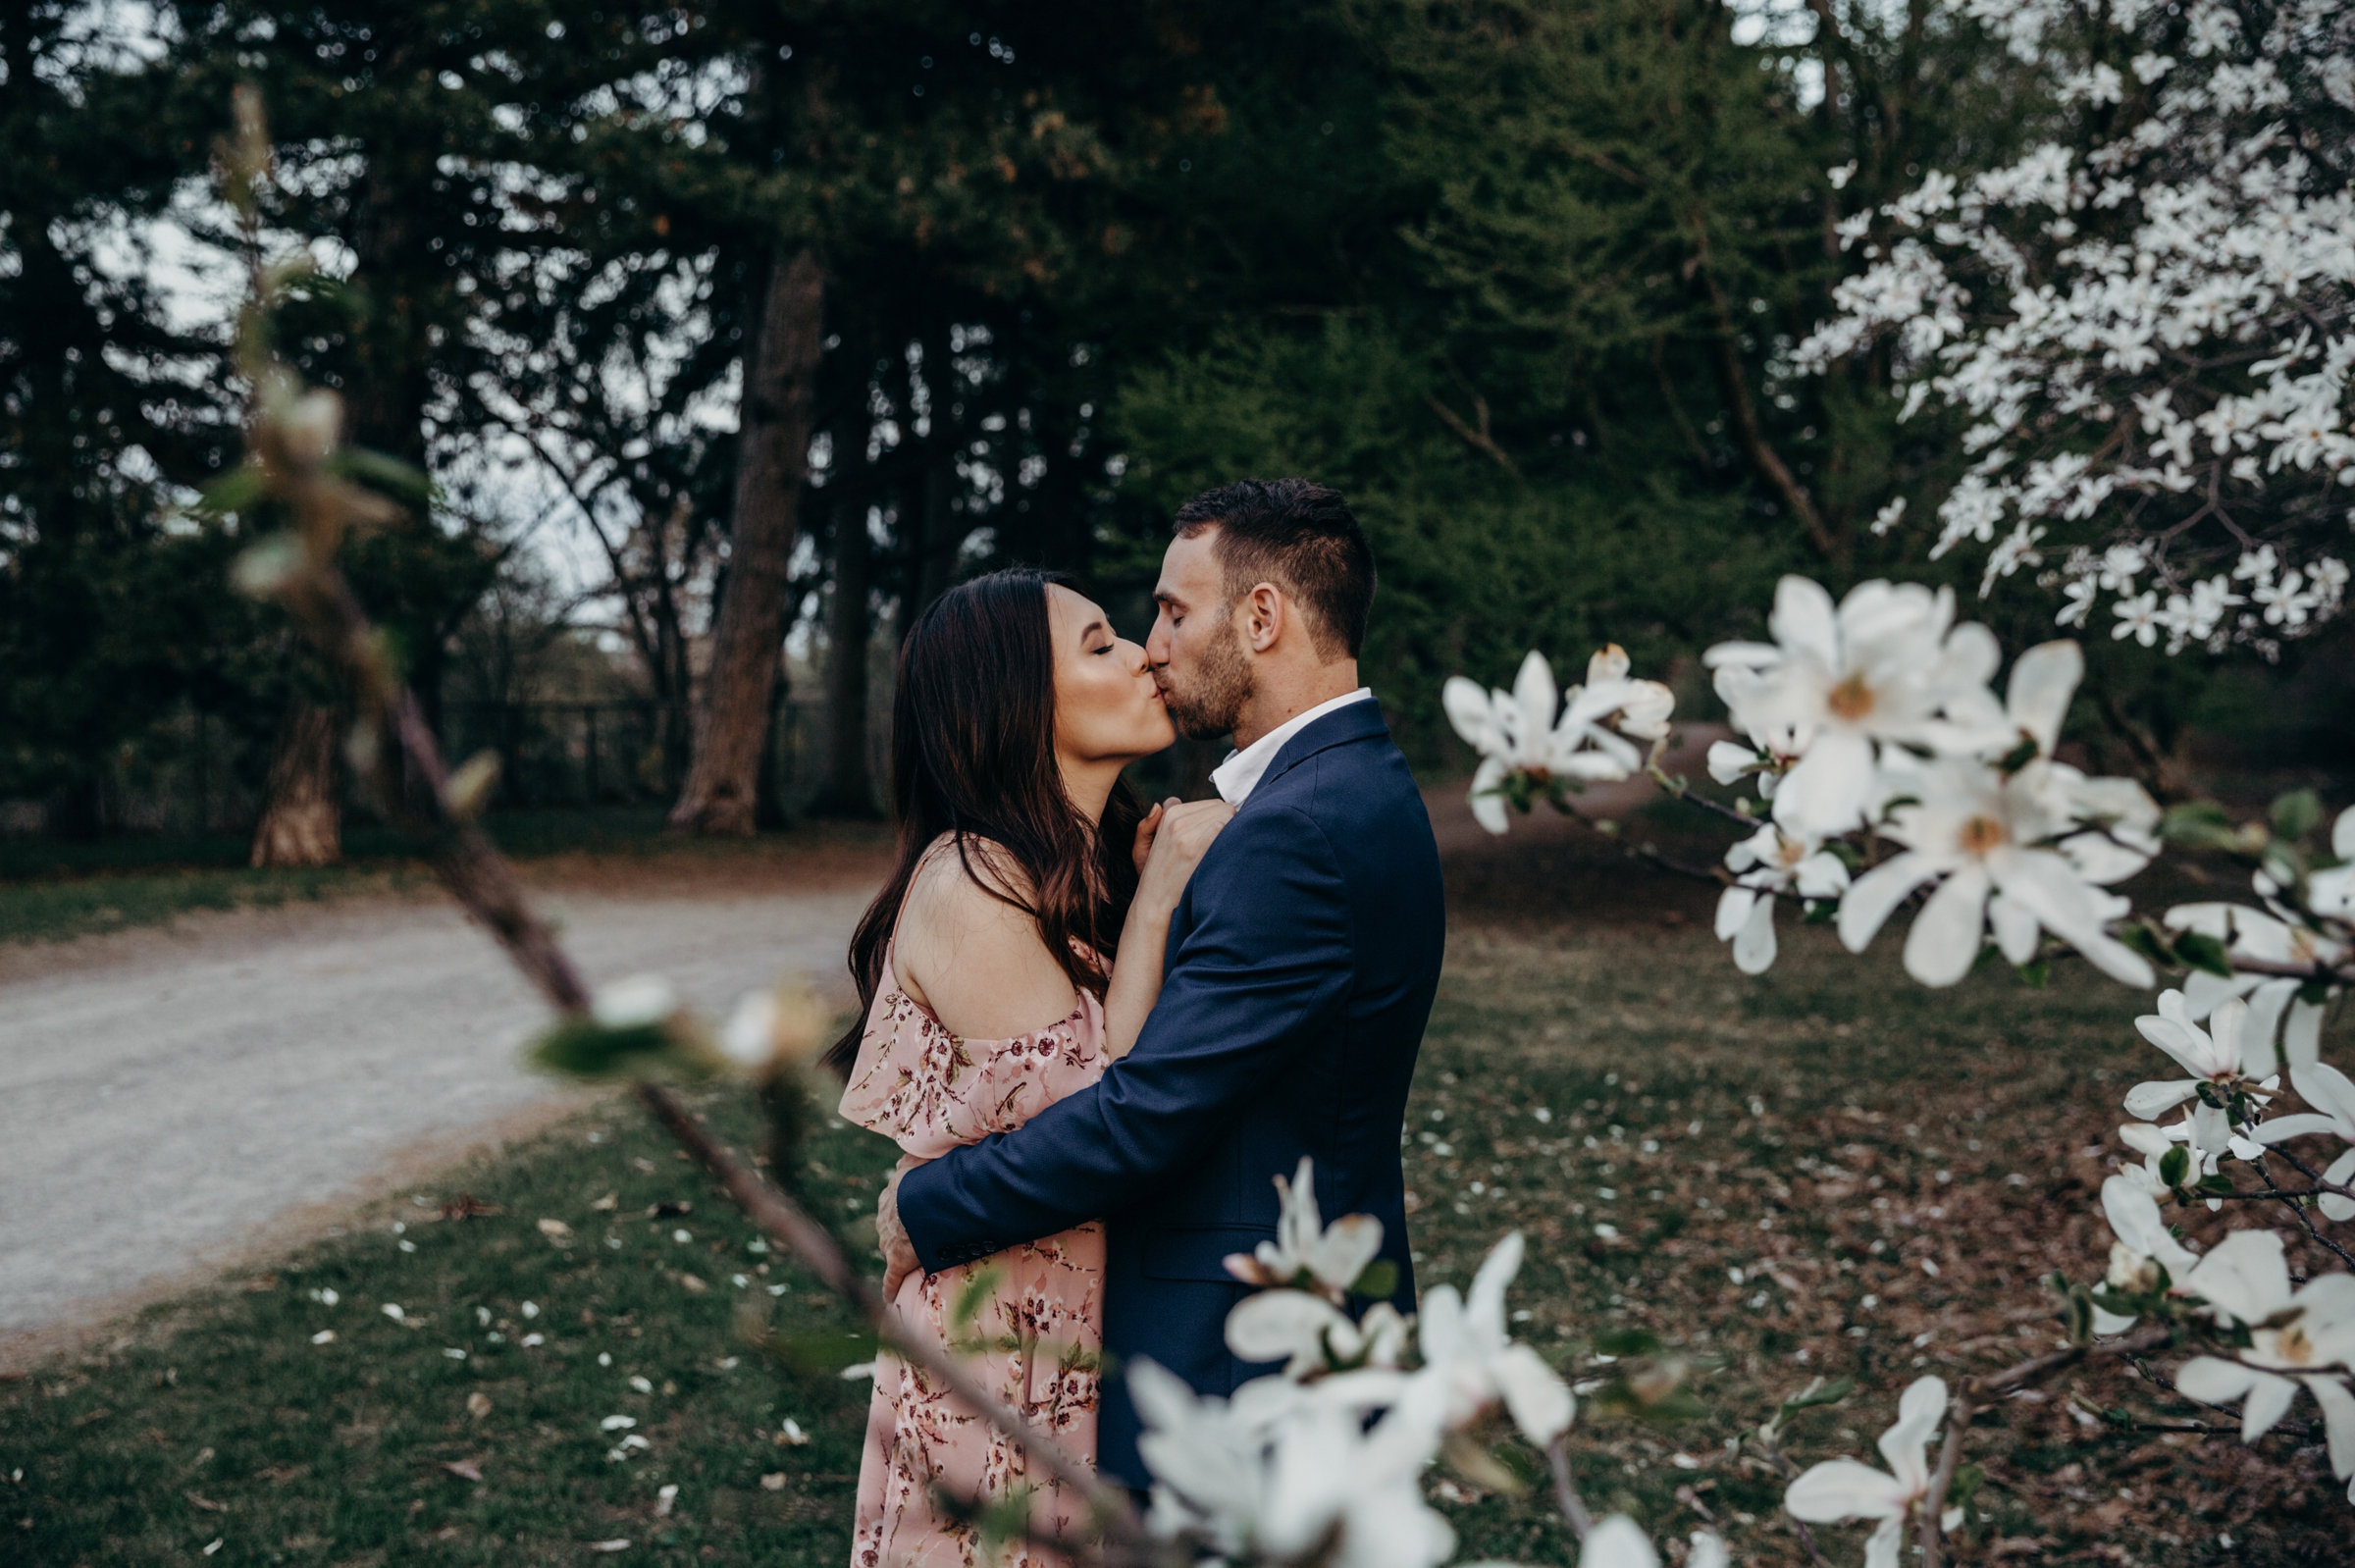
[[1161, 611, 1254, 742]]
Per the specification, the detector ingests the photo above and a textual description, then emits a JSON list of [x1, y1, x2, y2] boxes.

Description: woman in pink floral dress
[[827, 569, 1231, 1568]]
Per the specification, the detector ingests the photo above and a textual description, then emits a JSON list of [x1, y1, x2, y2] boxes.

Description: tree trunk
[[250, 701, 342, 867], [812, 502, 878, 817], [670, 246, 825, 836]]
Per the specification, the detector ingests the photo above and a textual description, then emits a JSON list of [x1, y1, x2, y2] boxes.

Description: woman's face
[[1048, 583, 1176, 767]]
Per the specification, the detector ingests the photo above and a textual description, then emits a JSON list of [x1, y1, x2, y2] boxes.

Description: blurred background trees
[[1, 0, 2342, 850]]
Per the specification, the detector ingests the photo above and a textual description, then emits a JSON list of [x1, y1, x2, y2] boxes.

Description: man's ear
[[1240, 582, 1284, 653]]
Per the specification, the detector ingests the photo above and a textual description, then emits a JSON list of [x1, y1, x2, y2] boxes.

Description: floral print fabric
[[839, 933, 1109, 1568]]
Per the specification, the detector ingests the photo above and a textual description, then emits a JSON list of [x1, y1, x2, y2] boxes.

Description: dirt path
[[0, 885, 873, 1367]]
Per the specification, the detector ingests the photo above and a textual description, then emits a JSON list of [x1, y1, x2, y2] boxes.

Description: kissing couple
[[828, 479, 1447, 1566]]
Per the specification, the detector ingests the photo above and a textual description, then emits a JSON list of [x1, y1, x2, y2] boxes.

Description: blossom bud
[[2106, 1240, 2161, 1294], [275, 389, 344, 468], [592, 974, 678, 1030], [231, 535, 308, 599], [442, 750, 502, 821]]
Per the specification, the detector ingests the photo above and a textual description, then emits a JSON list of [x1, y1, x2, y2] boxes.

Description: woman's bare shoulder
[[896, 836, 1074, 1037]]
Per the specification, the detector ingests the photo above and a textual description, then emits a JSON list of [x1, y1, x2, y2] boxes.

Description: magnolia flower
[[2091, 1175, 2201, 1330], [1228, 1292, 1411, 1380], [2165, 903, 2335, 1073], [2304, 805, 2355, 919], [592, 974, 678, 1029], [1835, 748, 2155, 988], [2116, 1112, 2243, 1208], [2255, 1061, 2355, 1222], [1707, 738, 1780, 799], [2184, 1230, 2355, 1370], [1417, 1231, 1575, 1445], [2175, 1234, 2355, 1496], [1705, 577, 2005, 838], [2125, 991, 2267, 1124], [1566, 1515, 1728, 1568], [1714, 824, 1851, 974], [1131, 1359, 1458, 1568], [1785, 1376, 1959, 1568], [1225, 1158, 1385, 1300], [1443, 648, 1673, 834], [717, 978, 833, 1071]]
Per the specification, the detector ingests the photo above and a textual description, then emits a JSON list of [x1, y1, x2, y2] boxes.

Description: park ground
[[1, 796, 2350, 1565]]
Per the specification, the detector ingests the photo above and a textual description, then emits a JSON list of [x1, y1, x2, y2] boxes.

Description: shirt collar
[[1209, 688, 1375, 806]]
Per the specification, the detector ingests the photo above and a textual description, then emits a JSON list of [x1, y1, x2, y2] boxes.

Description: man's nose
[[1145, 616, 1172, 667]]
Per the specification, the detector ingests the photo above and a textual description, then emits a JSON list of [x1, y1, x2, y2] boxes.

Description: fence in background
[[0, 697, 855, 842]]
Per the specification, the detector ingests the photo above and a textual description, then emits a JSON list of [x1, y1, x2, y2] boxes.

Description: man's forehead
[[1157, 529, 1222, 599]]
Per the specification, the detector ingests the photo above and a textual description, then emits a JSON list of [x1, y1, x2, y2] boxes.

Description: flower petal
[[1784, 1458, 1907, 1523], [1902, 863, 1991, 988], [2004, 641, 2081, 756], [1839, 851, 1936, 955]]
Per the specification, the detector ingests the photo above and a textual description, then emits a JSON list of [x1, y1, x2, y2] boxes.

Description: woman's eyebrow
[[1077, 618, 1108, 644]]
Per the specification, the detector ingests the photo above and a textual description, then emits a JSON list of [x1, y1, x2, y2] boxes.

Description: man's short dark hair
[[1172, 479, 1376, 660]]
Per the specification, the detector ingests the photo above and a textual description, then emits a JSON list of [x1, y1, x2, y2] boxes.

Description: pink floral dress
[[839, 924, 1109, 1568]]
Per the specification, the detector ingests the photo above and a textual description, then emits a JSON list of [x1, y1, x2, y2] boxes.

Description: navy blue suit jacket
[[896, 698, 1445, 1489]]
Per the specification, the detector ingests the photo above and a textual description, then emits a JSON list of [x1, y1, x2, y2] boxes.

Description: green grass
[[4, 919, 2346, 1565]]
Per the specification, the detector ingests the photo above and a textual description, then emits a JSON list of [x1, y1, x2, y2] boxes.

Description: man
[[875, 478, 1446, 1489]]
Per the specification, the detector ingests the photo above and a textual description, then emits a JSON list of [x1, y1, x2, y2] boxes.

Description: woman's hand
[[1132, 796, 1234, 917]]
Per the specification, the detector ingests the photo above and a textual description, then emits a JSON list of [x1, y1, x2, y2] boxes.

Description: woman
[[830, 568, 1230, 1567]]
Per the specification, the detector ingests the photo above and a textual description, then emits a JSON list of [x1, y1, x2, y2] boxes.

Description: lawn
[[4, 900, 2347, 1565]]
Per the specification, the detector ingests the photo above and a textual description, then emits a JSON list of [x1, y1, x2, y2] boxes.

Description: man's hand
[[877, 1165, 921, 1304]]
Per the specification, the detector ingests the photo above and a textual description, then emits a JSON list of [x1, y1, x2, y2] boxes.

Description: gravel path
[[0, 887, 869, 1361]]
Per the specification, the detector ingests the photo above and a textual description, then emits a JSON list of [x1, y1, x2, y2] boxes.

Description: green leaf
[[1351, 1260, 1400, 1301], [1592, 1328, 1660, 1357], [765, 1329, 879, 1374], [2119, 922, 2173, 967], [2159, 1145, 2190, 1189], [1776, 1376, 1856, 1416], [2161, 800, 2240, 853], [2016, 958, 2051, 988], [1948, 1461, 1986, 1515], [947, 1265, 1006, 1340], [2171, 930, 2234, 978], [2196, 1173, 2238, 1196], [2273, 788, 2324, 843], [2299, 979, 2333, 1007], [198, 462, 269, 517], [1996, 734, 2040, 774], [525, 1018, 710, 1081]]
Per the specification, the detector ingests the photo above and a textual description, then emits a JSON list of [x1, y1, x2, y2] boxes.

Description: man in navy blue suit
[[875, 479, 1446, 1490]]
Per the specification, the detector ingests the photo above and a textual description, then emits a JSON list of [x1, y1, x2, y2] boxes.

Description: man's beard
[[1161, 616, 1253, 741]]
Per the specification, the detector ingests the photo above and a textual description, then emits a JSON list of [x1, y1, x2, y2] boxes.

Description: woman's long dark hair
[[823, 568, 1146, 1077]]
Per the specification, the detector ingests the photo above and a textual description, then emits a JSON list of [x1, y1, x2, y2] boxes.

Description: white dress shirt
[[1208, 688, 1375, 807]]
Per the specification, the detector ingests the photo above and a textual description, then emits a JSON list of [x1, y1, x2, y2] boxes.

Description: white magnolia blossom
[[1705, 576, 2006, 838], [2166, 903, 2336, 1073], [2094, 1174, 2199, 1331], [1132, 1358, 1457, 1568], [1565, 1515, 1729, 1568], [2305, 805, 2355, 918], [1145, 1169, 1597, 1566], [1445, 648, 1675, 835], [1714, 823, 1852, 974], [1418, 1231, 1576, 1446], [1833, 640, 2157, 987], [1224, 1156, 1386, 1299], [590, 973, 678, 1029], [2174, 1230, 2355, 1499], [1784, 1376, 1961, 1568], [2125, 991, 2271, 1122], [2254, 1060, 2355, 1222], [1796, 0, 2355, 656]]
